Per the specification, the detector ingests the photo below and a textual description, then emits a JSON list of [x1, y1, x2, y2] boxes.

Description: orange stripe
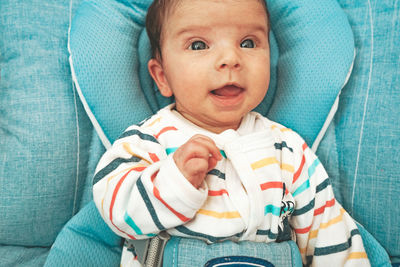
[[302, 142, 308, 151], [314, 198, 335, 216], [293, 155, 305, 184], [109, 167, 145, 239], [150, 172, 158, 182], [293, 143, 308, 184], [260, 181, 289, 195], [154, 126, 178, 139], [260, 181, 282, 191], [149, 152, 160, 163], [101, 165, 146, 213], [153, 185, 190, 222], [296, 208, 345, 235], [208, 189, 229, 196], [295, 224, 312, 234]]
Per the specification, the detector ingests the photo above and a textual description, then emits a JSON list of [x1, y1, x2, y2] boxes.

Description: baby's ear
[[148, 58, 173, 97]]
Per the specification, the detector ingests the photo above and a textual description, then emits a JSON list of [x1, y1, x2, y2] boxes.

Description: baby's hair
[[145, 0, 270, 59]]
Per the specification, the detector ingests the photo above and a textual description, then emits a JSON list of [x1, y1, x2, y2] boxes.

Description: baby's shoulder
[[254, 113, 308, 152], [125, 108, 172, 134]]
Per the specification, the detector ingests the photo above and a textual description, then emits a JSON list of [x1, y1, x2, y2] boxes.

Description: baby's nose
[[215, 48, 241, 71]]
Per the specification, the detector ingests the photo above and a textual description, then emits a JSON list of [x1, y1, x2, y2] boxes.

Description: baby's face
[[149, 0, 270, 133]]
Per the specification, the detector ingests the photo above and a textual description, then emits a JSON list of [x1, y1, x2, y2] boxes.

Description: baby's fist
[[173, 135, 222, 189]]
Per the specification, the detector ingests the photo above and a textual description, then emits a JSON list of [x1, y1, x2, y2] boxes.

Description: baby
[[93, 0, 370, 266]]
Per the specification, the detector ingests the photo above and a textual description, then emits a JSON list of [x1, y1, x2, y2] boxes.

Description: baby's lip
[[211, 83, 244, 97]]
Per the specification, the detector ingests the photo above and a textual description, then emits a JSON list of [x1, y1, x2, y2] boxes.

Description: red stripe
[[314, 198, 335, 216], [295, 224, 312, 234], [154, 126, 178, 139], [109, 167, 146, 239], [302, 142, 308, 151], [153, 186, 190, 222], [208, 189, 229, 196], [151, 172, 158, 182], [149, 152, 160, 163], [293, 155, 305, 184], [260, 181, 283, 191]]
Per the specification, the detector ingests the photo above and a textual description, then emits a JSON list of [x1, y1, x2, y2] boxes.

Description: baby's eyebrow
[[174, 25, 211, 37], [174, 23, 268, 38]]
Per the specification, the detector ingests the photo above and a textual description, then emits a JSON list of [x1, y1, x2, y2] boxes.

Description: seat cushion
[[0, 0, 92, 264]]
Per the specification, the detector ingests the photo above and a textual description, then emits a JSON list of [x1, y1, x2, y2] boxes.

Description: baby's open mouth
[[211, 85, 244, 97]]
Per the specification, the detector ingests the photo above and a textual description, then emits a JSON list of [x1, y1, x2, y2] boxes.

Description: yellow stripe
[[251, 157, 294, 173], [347, 252, 368, 260], [147, 117, 161, 127], [308, 208, 346, 240], [319, 208, 345, 229], [281, 163, 294, 172], [123, 143, 151, 164], [271, 125, 291, 132], [251, 157, 279, 170], [197, 209, 241, 219]]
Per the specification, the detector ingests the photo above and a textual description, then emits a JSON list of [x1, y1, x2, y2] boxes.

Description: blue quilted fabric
[[0, 0, 91, 265], [317, 0, 400, 263]]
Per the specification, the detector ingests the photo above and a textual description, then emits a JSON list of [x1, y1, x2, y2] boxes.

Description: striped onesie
[[93, 104, 370, 266]]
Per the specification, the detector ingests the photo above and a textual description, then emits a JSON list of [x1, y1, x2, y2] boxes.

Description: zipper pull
[[143, 231, 171, 267]]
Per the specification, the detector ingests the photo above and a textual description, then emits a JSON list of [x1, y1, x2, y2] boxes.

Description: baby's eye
[[189, 41, 208, 50], [240, 39, 255, 48]]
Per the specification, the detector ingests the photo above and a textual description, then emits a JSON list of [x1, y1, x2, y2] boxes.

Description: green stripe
[[118, 129, 159, 143], [265, 204, 282, 216], [314, 229, 360, 256], [136, 178, 165, 231], [207, 169, 226, 180], [256, 229, 278, 239], [308, 158, 321, 177], [274, 141, 293, 152], [293, 198, 315, 216], [293, 179, 310, 197], [316, 177, 331, 193], [124, 212, 143, 235], [93, 156, 141, 184]]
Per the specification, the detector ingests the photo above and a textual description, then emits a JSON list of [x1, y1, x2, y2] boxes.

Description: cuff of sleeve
[[157, 155, 208, 211]]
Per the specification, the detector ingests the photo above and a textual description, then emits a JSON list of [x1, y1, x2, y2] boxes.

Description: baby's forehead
[[164, 0, 269, 33], [165, 0, 268, 19]]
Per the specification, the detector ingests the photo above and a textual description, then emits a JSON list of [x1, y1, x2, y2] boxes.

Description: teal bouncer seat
[[1, 0, 399, 266]]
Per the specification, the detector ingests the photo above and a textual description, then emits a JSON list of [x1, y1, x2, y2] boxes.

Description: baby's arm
[[93, 126, 210, 240], [289, 139, 370, 266]]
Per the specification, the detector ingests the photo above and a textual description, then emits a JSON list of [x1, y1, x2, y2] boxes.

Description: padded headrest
[[69, 0, 354, 148]]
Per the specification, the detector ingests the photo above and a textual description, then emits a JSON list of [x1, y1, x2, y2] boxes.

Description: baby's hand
[[173, 135, 222, 189]]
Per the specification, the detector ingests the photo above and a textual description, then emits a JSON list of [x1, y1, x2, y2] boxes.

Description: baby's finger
[[190, 135, 222, 161]]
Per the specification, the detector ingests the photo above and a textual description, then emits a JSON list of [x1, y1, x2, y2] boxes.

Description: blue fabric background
[[0, 0, 399, 266], [317, 0, 400, 263], [0, 0, 91, 265]]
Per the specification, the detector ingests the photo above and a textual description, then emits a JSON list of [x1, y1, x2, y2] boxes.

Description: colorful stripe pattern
[[93, 107, 369, 266]]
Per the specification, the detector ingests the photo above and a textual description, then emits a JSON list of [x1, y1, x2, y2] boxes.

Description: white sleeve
[[93, 125, 207, 240]]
